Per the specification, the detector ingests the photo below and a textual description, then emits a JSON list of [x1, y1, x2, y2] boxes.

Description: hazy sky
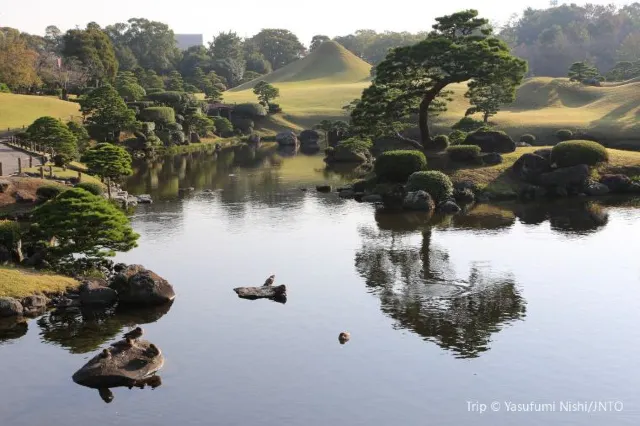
[[2, 0, 634, 46]]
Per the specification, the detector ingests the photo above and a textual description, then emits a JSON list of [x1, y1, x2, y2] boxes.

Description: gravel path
[[0, 141, 43, 176]]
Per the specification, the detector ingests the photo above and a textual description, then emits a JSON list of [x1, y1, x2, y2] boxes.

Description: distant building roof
[[175, 34, 203, 50]]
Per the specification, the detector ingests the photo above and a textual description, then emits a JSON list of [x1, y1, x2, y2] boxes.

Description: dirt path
[[0, 141, 43, 176]]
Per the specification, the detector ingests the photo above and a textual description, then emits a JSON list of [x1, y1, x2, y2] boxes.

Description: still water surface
[[1, 148, 639, 425]]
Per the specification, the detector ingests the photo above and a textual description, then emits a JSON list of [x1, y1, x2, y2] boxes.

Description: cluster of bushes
[[36, 185, 65, 200], [0, 83, 11, 93], [550, 140, 609, 167], [452, 117, 486, 132], [432, 135, 450, 151], [448, 130, 468, 145], [374, 150, 427, 182], [140, 107, 176, 126]]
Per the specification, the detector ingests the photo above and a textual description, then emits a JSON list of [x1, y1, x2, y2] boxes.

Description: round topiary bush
[[550, 140, 609, 167], [448, 130, 468, 145], [446, 145, 481, 163], [36, 185, 65, 200], [213, 117, 234, 136], [406, 171, 454, 203], [75, 182, 104, 196], [520, 134, 536, 144], [53, 154, 70, 167], [556, 129, 574, 141], [374, 150, 427, 182], [140, 107, 176, 126], [452, 116, 485, 132], [166, 122, 183, 131], [232, 118, 255, 134], [432, 135, 450, 151]]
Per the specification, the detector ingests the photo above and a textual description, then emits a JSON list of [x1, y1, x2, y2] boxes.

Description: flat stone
[[338, 190, 355, 199], [584, 182, 610, 196]]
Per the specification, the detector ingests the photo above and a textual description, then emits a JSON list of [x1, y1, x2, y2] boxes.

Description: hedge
[[550, 140, 609, 167], [446, 145, 481, 163], [556, 129, 574, 141], [234, 103, 268, 118], [374, 150, 427, 182], [140, 107, 176, 125], [406, 171, 454, 203], [75, 182, 104, 196]]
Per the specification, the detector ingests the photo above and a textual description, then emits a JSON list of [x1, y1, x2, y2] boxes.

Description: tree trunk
[[483, 112, 489, 123], [418, 82, 448, 150]]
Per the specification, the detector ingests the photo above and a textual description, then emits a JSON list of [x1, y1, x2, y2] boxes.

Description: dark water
[[1, 147, 640, 426]]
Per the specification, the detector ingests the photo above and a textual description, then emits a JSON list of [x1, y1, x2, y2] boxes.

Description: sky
[[2, 0, 635, 46]]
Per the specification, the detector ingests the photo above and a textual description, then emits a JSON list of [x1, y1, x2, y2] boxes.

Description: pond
[[1, 147, 639, 426]]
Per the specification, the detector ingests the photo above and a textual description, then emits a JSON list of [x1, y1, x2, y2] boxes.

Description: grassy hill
[[226, 47, 640, 146], [225, 41, 372, 130], [0, 93, 81, 132]]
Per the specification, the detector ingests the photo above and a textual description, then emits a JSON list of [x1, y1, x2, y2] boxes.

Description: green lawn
[[0, 93, 81, 131], [23, 165, 103, 186], [0, 266, 79, 298]]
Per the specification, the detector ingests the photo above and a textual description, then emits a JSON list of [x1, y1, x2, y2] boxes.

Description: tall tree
[[0, 28, 41, 90], [177, 45, 212, 79], [310, 35, 331, 51], [209, 31, 244, 62], [351, 10, 527, 149], [62, 23, 118, 85], [115, 71, 146, 101], [80, 85, 136, 141], [142, 69, 165, 89], [32, 188, 139, 264], [464, 81, 517, 123], [166, 70, 185, 91], [248, 29, 305, 70]]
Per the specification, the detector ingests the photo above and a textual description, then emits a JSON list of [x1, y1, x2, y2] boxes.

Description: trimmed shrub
[[184, 83, 199, 93], [556, 129, 574, 141], [141, 122, 156, 134], [520, 134, 536, 144], [550, 140, 609, 167], [75, 182, 104, 196], [432, 135, 450, 151], [166, 122, 183, 131], [146, 88, 163, 95], [338, 137, 372, 153], [374, 150, 427, 182], [448, 129, 468, 145], [213, 117, 234, 136], [0, 220, 21, 249], [36, 185, 64, 200], [234, 103, 268, 118], [452, 116, 485, 132], [447, 145, 481, 163], [464, 129, 515, 153], [406, 171, 454, 203], [232, 118, 255, 134], [268, 103, 282, 113], [0, 83, 10, 93], [140, 107, 176, 125], [175, 114, 185, 123]]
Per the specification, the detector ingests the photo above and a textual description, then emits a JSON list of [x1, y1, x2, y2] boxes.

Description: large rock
[[464, 130, 516, 153], [79, 280, 118, 307], [600, 174, 632, 193], [403, 191, 435, 212], [14, 190, 36, 203], [0, 298, 24, 317], [0, 179, 11, 193], [299, 130, 320, 146], [533, 149, 552, 160], [512, 153, 551, 183], [584, 181, 610, 196], [454, 188, 475, 204], [438, 200, 462, 214], [276, 132, 299, 147], [21, 295, 48, 317], [326, 146, 371, 163], [72, 339, 164, 389], [110, 265, 175, 306], [361, 194, 383, 203], [539, 164, 590, 188]]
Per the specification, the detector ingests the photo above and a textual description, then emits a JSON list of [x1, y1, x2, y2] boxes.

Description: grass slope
[[225, 41, 371, 130], [0, 267, 78, 298], [0, 93, 81, 131]]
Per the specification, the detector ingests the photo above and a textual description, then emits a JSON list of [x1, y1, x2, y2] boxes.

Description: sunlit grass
[[0, 266, 79, 298], [0, 93, 80, 131]]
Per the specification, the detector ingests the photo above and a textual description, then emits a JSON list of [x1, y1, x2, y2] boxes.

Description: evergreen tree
[[80, 85, 136, 141], [27, 117, 78, 162]]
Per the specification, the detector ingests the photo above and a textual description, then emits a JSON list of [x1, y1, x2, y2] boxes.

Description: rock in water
[[599, 174, 632, 193], [234, 285, 287, 301], [72, 339, 164, 389], [0, 298, 24, 317], [438, 200, 462, 214], [110, 265, 175, 306], [79, 280, 118, 307], [539, 164, 590, 188], [276, 131, 299, 147], [584, 181, 610, 196], [299, 130, 320, 147], [402, 191, 435, 212], [512, 153, 551, 183]]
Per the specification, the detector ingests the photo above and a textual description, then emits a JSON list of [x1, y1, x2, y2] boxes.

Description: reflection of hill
[[37, 303, 172, 354], [513, 200, 609, 234], [356, 225, 526, 358]]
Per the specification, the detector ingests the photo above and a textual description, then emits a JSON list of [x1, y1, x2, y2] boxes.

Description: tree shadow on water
[[355, 220, 527, 359], [37, 302, 173, 354]]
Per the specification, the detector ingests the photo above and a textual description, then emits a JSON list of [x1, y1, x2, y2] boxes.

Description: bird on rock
[[263, 275, 275, 286]]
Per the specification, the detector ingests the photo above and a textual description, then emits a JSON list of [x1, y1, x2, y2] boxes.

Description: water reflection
[[512, 200, 609, 233], [37, 303, 173, 354], [0, 317, 28, 344], [357, 213, 527, 358]]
